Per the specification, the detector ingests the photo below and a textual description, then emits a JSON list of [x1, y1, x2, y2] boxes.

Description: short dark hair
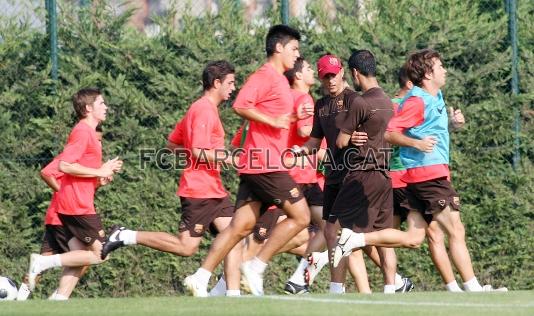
[[348, 49, 376, 77], [202, 60, 235, 91], [284, 57, 306, 86], [397, 65, 410, 89], [405, 48, 442, 87], [265, 24, 301, 57], [72, 88, 101, 119]]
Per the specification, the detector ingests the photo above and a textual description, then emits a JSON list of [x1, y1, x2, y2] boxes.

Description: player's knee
[[448, 222, 466, 242], [405, 232, 425, 248], [292, 230, 308, 246], [426, 227, 445, 245], [235, 227, 254, 240], [294, 214, 310, 230], [180, 245, 199, 257]]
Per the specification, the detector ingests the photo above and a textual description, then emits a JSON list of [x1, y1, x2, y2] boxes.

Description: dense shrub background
[[0, 0, 532, 297]]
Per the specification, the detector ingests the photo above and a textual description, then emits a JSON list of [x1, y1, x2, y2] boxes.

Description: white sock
[[121, 230, 137, 245], [209, 276, 227, 296], [463, 277, 483, 292], [330, 282, 344, 294], [226, 290, 241, 296], [193, 268, 212, 286], [384, 284, 396, 294], [318, 250, 329, 261], [347, 231, 366, 249], [446, 280, 463, 292], [394, 273, 403, 288], [288, 258, 308, 285], [249, 257, 267, 275], [16, 283, 31, 301], [38, 254, 62, 272]]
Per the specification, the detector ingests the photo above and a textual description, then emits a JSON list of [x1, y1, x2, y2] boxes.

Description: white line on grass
[[247, 295, 534, 309]]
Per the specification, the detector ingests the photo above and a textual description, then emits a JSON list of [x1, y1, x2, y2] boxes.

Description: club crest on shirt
[[194, 224, 204, 234], [289, 187, 300, 198], [453, 197, 460, 205], [98, 230, 105, 238], [258, 227, 267, 238]]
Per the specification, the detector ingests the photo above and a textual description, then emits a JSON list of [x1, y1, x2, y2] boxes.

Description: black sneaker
[[101, 225, 126, 260], [396, 277, 415, 293], [284, 281, 309, 295]]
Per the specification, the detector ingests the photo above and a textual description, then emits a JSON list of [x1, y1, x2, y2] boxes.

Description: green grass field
[[1, 291, 533, 316]]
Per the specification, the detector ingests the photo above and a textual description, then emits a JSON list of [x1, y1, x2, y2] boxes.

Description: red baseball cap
[[317, 54, 343, 79]]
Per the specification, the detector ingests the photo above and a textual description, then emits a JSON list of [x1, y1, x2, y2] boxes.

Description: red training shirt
[[167, 96, 228, 199], [57, 121, 102, 216]]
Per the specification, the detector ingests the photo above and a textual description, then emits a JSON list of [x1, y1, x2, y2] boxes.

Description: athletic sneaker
[[183, 275, 208, 297], [304, 251, 328, 286], [395, 277, 415, 293], [48, 290, 68, 301], [284, 280, 309, 295], [332, 228, 361, 268], [16, 283, 31, 301], [240, 261, 264, 296], [27, 253, 42, 291], [100, 225, 126, 260], [482, 285, 508, 292]]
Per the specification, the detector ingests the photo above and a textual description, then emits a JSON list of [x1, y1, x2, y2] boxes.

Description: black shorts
[[58, 214, 105, 246], [323, 182, 342, 223], [393, 187, 411, 221], [402, 177, 460, 221], [394, 187, 431, 224], [331, 171, 393, 233], [40, 225, 70, 254], [299, 183, 324, 207], [235, 172, 305, 214], [252, 208, 285, 242], [178, 196, 234, 237]]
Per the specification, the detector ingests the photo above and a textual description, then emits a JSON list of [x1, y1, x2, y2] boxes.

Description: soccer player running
[[391, 66, 466, 292], [292, 53, 371, 294], [184, 24, 309, 297], [333, 50, 397, 294], [100, 61, 243, 297], [26, 88, 123, 293], [333, 49, 506, 292], [283, 57, 329, 294], [17, 127, 105, 300]]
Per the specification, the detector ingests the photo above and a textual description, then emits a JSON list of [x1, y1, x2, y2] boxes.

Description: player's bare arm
[[448, 107, 465, 130], [299, 136, 322, 155], [234, 107, 292, 129], [336, 131, 352, 148], [40, 171, 60, 192], [385, 131, 437, 153], [59, 157, 122, 178]]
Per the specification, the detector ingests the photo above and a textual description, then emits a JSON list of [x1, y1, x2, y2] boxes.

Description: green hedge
[[0, 0, 532, 297]]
